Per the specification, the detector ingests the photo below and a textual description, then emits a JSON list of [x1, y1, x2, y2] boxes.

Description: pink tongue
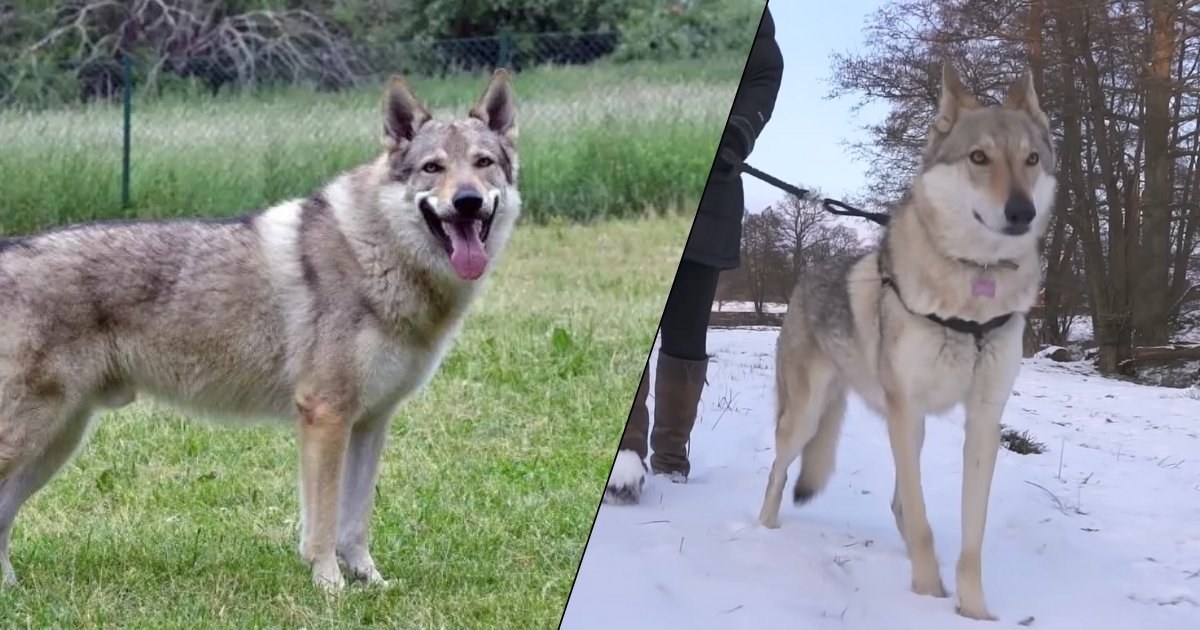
[[446, 221, 489, 280]]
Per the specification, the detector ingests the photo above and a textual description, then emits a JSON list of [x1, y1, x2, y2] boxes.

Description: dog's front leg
[[956, 342, 1019, 621], [297, 395, 352, 592], [337, 413, 391, 586], [884, 394, 947, 599]]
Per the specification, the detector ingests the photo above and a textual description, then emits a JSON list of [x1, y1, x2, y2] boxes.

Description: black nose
[[452, 188, 484, 217], [1004, 194, 1035, 227]]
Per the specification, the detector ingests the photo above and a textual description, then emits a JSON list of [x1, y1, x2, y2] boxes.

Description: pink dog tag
[[972, 279, 996, 298]]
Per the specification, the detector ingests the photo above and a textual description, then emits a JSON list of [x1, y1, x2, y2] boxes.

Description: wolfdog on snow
[[757, 65, 1055, 621], [0, 70, 520, 591]]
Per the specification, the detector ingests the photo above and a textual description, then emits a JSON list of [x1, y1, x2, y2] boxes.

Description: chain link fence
[[369, 31, 621, 77]]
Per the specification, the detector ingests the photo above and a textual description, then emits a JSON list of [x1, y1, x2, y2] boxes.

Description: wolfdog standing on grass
[[758, 65, 1055, 621], [0, 70, 521, 591]]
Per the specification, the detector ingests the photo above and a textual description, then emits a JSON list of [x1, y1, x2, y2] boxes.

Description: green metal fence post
[[121, 54, 132, 210]]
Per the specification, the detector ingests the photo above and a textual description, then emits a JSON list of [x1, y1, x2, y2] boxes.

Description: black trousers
[[658, 260, 721, 361]]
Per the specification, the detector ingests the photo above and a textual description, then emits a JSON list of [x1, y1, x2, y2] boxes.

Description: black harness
[[878, 257, 1015, 350]]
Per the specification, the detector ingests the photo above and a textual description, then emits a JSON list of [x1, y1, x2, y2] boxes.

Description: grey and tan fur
[[0, 70, 521, 591], [757, 65, 1055, 621]]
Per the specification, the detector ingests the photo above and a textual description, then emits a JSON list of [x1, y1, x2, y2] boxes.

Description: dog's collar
[[878, 254, 1015, 350]]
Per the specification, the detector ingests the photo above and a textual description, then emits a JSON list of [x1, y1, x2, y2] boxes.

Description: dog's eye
[[421, 162, 443, 174], [1026, 152, 1040, 166], [474, 156, 494, 168], [969, 150, 990, 165]]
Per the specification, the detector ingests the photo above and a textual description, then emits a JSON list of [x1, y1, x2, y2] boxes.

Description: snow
[[564, 328, 1200, 629], [1066, 317, 1093, 344], [712, 301, 788, 314]]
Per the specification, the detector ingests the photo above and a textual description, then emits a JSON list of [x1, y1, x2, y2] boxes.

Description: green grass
[[0, 58, 742, 233], [0, 214, 691, 628], [999, 425, 1047, 455]]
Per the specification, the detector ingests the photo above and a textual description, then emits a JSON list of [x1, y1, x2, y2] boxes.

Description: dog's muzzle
[[417, 188, 500, 281], [1001, 192, 1035, 236]]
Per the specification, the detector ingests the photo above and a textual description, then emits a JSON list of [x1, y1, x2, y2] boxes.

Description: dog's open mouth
[[420, 199, 496, 281]]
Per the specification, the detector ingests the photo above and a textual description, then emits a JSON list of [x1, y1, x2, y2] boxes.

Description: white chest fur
[[355, 325, 456, 418], [887, 313, 1023, 416]]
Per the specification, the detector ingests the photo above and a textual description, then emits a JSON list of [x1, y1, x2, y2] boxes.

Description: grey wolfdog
[[0, 70, 521, 591], [758, 65, 1055, 621]]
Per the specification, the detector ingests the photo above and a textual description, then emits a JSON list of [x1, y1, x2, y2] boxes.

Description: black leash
[[722, 148, 891, 227]]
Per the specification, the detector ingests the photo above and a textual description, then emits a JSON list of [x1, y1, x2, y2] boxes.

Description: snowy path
[[563, 328, 1200, 629]]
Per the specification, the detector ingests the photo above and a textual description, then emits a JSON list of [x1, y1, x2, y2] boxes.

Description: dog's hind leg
[[884, 396, 947, 599], [792, 386, 847, 505], [759, 359, 831, 529], [336, 412, 390, 587], [0, 408, 91, 587]]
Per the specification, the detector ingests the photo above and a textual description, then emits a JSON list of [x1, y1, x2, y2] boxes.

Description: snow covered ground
[[563, 328, 1200, 629], [712, 301, 788, 314]]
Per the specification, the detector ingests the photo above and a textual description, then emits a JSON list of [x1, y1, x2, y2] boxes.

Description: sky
[[741, 0, 893, 214]]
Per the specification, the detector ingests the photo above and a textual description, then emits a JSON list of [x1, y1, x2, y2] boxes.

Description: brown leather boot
[[650, 353, 708, 482], [603, 366, 650, 505]]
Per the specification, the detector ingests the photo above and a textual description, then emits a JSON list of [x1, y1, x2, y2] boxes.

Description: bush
[[613, 0, 764, 62]]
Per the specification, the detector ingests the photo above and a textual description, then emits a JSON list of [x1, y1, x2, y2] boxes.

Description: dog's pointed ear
[[382, 76, 432, 153], [933, 63, 978, 134], [470, 69, 517, 140], [1004, 70, 1051, 134]]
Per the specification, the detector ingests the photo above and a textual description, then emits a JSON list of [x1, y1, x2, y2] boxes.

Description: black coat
[[683, 6, 783, 270]]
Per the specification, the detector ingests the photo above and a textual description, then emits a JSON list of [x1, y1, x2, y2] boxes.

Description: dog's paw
[[960, 592, 998, 619], [912, 576, 949, 599], [759, 514, 781, 529], [956, 598, 997, 621], [338, 547, 388, 587], [357, 568, 389, 588], [603, 450, 646, 506], [792, 486, 816, 506], [312, 557, 346, 593]]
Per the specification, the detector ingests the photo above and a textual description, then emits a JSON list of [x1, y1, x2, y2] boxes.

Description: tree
[[733, 201, 869, 317], [773, 191, 870, 278], [714, 265, 749, 310], [740, 209, 789, 316], [8, 0, 368, 103]]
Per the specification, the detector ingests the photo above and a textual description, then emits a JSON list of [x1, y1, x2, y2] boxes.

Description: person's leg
[[658, 260, 721, 361], [650, 260, 720, 480]]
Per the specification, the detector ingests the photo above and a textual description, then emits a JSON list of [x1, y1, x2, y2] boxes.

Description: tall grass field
[[0, 58, 738, 627], [0, 59, 742, 232]]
